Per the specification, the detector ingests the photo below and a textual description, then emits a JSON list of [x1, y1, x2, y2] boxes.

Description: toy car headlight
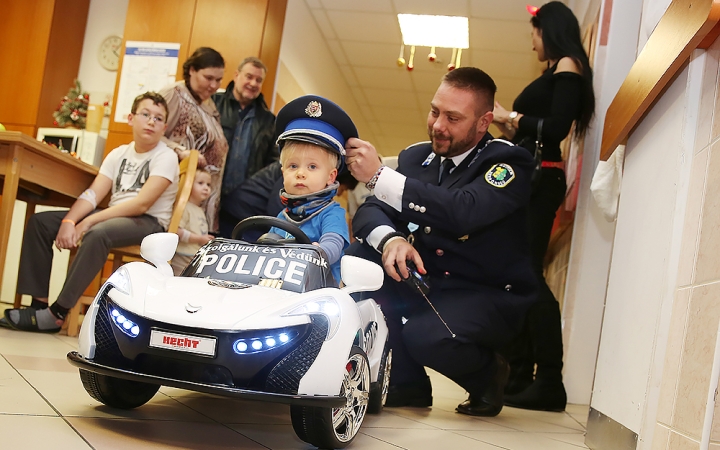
[[107, 267, 132, 296], [285, 297, 341, 340]]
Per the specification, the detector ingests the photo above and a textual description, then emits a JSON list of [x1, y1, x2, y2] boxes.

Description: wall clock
[[98, 35, 122, 71]]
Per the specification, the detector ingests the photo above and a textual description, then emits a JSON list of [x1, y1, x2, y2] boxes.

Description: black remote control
[[396, 260, 430, 296]]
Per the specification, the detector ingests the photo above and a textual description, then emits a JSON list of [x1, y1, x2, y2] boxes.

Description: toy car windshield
[[180, 238, 332, 293]]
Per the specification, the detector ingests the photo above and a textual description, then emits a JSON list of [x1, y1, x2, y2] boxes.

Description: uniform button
[[420, 206, 426, 213], [424, 226, 431, 234], [409, 202, 415, 209], [505, 284, 512, 291], [436, 249, 444, 256], [414, 205, 421, 211]]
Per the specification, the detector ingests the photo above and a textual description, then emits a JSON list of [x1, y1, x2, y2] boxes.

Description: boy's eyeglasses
[[135, 112, 166, 125]]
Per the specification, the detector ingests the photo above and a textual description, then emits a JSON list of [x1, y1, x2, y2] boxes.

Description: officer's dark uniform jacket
[[212, 83, 278, 184], [354, 134, 538, 299]]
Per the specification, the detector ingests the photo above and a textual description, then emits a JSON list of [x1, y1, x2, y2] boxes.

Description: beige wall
[[651, 37, 720, 449]]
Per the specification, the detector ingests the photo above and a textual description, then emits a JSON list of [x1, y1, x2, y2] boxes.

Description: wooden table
[[0, 131, 99, 306]]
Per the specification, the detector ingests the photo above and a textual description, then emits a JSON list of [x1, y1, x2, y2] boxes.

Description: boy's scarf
[[279, 182, 339, 225]]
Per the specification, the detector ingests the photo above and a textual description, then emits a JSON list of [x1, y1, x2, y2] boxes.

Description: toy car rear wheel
[[80, 369, 159, 409], [367, 344, 391, 414], [290, 346, 370, 449]]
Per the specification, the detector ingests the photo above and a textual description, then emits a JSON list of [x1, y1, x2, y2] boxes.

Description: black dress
[[503, 61, 585, 409]]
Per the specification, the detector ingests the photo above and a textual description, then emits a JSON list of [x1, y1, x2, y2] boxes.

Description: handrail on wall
[[600, 0, 720, 161]]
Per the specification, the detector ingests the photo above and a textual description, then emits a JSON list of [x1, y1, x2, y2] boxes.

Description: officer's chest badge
[[305, 101, 322, 117], [485, 163, 515, 188], [458, 234, 469, 241]]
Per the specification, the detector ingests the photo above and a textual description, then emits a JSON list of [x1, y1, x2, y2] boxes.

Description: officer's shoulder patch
[[485, 163, 515, 188]]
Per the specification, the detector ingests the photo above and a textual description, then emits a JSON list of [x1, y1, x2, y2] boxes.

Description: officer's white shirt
[[367, 145, 476, 251]]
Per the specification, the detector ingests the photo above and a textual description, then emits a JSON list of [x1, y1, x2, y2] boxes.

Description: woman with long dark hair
[[160, 47, 229, 233], [492, 1, 595, 412]]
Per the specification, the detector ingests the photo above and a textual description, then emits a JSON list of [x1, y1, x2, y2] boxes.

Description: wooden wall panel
[[36, 0, 90, 129], [105, 0, 287, 157], [104, 131, 134, 154], [191, 0, 268, 88], [259, 0, 288, 103], [107, 0, 196, 136], [1, 125, 36, 136], [0, 0, 55, 127]]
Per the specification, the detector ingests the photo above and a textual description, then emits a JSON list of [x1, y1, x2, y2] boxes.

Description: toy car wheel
[[367, 345, 391, 414], [80, 369, 159, 409], [290, 346, 370, 449]]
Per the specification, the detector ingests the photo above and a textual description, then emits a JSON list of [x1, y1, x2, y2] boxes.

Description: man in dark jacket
[[345, 67, 538, 417], [213, 56, 278, 237]]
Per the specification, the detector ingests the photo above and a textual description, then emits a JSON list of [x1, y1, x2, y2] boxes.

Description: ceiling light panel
[[397, 14, 469, 49]]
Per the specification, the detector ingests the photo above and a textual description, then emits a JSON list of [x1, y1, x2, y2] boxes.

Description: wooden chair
[[63, 149, 199, 336]]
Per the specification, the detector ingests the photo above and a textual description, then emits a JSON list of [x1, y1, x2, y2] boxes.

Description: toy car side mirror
[[140, 232, 178, 277], [340, 255, 383, 294]]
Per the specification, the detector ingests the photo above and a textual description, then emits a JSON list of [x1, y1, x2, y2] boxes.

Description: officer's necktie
[[439, 158, 455, 183]]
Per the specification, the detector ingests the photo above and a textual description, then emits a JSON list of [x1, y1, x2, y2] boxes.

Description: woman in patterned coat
[[160, 47, 229, 232]]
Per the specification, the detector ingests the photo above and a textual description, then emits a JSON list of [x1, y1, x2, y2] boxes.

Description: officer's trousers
[[17, 210, 163, 310], [348, 242, 532, 397]]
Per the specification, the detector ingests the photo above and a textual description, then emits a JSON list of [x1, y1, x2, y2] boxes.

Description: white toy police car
[[67, 217, 391, 449]]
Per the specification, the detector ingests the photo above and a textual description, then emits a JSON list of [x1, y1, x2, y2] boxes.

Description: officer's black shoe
[[503, 378, 567, 412], [456, 354, 510, 417], [384, 377, 433, 407]]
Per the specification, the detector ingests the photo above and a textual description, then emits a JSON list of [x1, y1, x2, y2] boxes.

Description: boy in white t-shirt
[[171, 169, 214, 275], [3, 92, 180, 333]]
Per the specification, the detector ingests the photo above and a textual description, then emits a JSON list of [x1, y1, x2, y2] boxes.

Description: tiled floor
[[0, 323, 589, 449]]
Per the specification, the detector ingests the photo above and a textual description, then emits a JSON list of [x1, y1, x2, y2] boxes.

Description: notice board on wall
[[114, 41, 180, 123]]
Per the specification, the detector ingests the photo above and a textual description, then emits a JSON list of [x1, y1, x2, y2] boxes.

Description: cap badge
[[305, 101, 322, 118]]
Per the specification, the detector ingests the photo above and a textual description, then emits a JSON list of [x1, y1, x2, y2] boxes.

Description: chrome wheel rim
[[331, 353, 370, 443], [380, 349, 392, 406]]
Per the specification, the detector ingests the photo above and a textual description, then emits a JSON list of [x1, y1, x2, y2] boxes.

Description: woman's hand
[[493, 101, 510, 124], [177, 149, 208, 168]]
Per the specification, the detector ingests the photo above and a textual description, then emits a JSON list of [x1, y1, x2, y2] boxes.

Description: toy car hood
[[108, 262, 333, 330]]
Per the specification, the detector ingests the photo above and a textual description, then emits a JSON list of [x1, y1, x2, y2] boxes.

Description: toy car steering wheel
[[231, 216, 312, 245]]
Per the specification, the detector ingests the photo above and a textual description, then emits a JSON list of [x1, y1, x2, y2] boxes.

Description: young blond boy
[[4, 92, 179, 333], [268, 95, 358, 284], [171, 169, 214, 275]]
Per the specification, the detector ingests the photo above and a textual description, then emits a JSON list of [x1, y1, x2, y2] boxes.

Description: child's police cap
[[276, 95, 358, 165]]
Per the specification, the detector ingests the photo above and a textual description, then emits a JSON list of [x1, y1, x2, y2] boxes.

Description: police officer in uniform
[[345, 67, 538, 416]]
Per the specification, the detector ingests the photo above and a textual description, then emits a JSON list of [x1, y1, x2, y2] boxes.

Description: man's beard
[[428, 121, 479, 157]]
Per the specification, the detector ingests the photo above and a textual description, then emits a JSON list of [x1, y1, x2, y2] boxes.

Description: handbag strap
[[534, 119, 544, 163], [535, 119, 544, 149]]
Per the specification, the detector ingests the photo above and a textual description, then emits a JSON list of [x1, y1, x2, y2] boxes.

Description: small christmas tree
[[53, 79, 89, 128]]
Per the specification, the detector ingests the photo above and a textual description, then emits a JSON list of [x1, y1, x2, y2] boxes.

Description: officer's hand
[[381, 239, 426, 282], [345, 138, 382, 183]]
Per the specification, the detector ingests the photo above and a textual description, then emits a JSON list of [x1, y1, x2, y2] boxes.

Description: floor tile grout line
[[162, 393, 272, 449], [0, 354, 96, 449], [357, 431, 409, 449], [542, 433, 590, 449], [563, 410, 588, 430], [446, 429, 512, 449]]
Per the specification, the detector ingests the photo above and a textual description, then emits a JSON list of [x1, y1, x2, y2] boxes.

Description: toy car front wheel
[[290, 346, 370, 449], [80, 369, 159, 409], [367, 345, 391, 414]]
